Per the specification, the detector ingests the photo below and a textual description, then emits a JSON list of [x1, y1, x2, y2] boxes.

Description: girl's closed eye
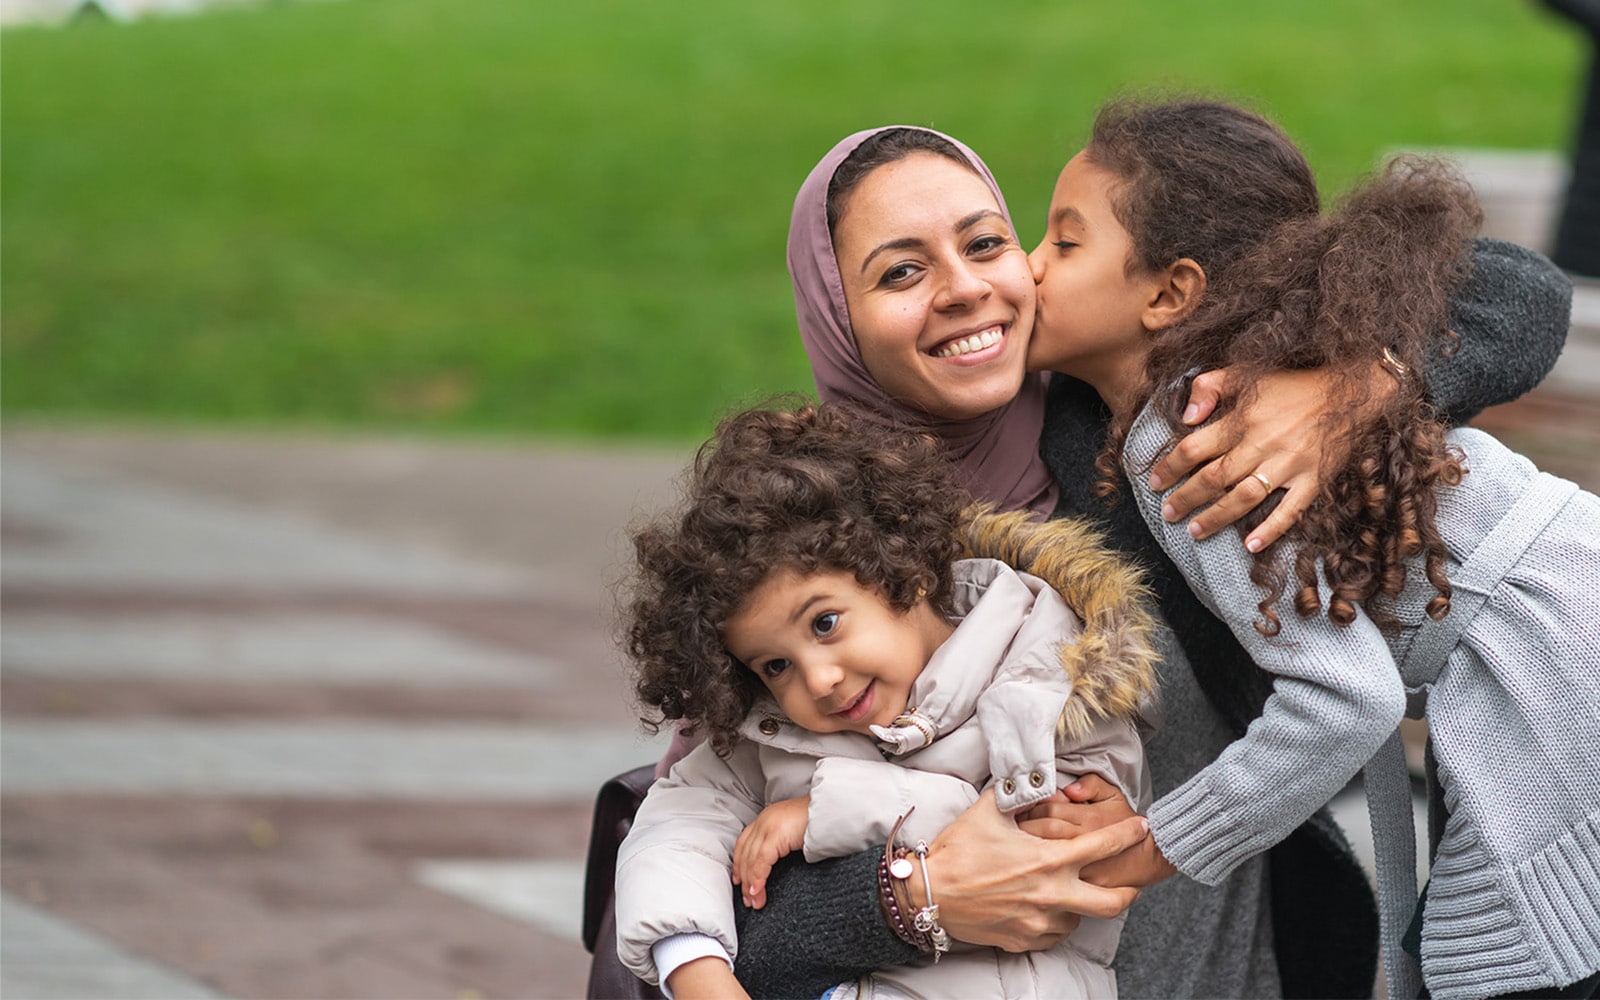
[[1051, 239, 1078, 251], [812, 611, 840, 638]]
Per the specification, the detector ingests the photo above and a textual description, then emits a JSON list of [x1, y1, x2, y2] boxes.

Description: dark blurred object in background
[[1544, 0, 1600, 276]]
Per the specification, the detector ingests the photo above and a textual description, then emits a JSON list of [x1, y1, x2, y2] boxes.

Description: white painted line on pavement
[[0, 893, 228, 1000], [1, 721, 668, 800], [1, 454, 538, 597], [2, 612, 559, 687], [413, 858, 586, 942]]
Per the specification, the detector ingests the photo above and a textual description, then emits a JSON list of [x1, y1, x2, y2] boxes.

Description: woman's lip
[[927, 323, 1009, 363], [833, 681, 876, 722]]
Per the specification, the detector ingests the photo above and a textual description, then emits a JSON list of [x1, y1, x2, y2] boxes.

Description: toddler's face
[[722, 568, 953, 737]]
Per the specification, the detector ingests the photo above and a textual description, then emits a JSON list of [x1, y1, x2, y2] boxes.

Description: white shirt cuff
[[652, 933, 733, 999]]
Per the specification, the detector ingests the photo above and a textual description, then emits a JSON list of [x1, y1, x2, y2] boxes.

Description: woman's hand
[[1018, 775, 1177, 889], [666, 956, 749, 1000], [915, 787, 1149, 953], [1147, 367, 1392, 551]]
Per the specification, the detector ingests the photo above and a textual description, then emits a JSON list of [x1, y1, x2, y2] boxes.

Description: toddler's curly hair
[[625, 401, 969, 755]]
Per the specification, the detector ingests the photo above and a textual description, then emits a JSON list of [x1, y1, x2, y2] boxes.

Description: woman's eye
[[761, 658, 790, 679], [968, 235, 1007, 256], [812, 612, 839, 637], [879, 263, 919, 287]]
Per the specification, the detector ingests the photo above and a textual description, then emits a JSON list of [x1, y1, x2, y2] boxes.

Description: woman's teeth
[[933, 327, 1002, 358]]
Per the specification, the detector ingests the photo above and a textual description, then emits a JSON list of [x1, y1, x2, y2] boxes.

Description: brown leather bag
[[582, 764, 666, 1000]]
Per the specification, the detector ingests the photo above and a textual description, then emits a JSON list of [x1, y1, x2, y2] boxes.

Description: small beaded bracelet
[[877, 849, 921, 949]]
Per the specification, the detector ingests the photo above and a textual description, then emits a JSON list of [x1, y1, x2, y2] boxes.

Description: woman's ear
[[1143, 258, 1206, 332]]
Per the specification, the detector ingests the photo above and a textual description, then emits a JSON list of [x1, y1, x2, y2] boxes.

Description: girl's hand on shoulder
[[1149, 367, 1370, 551], [732, 796, 809, 910]]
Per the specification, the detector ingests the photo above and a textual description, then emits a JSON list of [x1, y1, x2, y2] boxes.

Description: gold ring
[[1251, 471, 1274, 492]]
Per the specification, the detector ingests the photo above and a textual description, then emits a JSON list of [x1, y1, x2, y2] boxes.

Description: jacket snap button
[[758, 718, 780, 735], [1001, 778, 1016, 795], [1029, 770, 1045, 788]]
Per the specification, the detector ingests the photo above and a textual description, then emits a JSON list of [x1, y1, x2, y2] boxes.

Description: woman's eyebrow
[[860, 237, 923, 274], [859, 209, 1010, 274], [955, 209, 1008, 231]]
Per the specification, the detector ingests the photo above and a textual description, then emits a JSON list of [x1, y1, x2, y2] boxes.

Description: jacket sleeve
[[1122, 407, 1407, 886], [614, 741, 765, 984], [1429, 238, 1572, 424], [805, 757, 979, 860]]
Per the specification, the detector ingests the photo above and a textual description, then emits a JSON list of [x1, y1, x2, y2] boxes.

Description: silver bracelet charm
[[910, 840, 951, 960]]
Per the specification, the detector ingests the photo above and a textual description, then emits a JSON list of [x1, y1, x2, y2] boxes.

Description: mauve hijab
[[787, 125, 1058, 517]]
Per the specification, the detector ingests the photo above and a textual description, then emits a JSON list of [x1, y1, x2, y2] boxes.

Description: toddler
[[614, 402, 1159, 999]]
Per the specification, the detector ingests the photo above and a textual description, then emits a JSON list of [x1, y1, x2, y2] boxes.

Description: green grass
[[1, 0, 1582, 441]]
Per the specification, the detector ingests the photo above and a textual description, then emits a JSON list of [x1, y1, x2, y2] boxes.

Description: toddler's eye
[[761, 658, 790, 679], [812, 612, 839, 637], [1052, 240, 1078, 251]]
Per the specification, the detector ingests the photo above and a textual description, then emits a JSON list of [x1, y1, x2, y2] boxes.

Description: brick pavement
[[2, 430, 689, 999]]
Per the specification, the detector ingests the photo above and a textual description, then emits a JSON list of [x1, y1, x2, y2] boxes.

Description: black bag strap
[[581, 764, 658, 953]]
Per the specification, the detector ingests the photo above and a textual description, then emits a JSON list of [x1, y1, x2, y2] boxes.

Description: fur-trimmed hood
[[960, 506, 1161, 742]]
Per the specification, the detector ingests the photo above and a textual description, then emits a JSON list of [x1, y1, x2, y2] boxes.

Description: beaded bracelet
[[877, 848, 921, 949]]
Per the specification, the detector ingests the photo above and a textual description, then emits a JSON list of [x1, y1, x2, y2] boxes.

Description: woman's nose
[[933, 260, 990, 310]]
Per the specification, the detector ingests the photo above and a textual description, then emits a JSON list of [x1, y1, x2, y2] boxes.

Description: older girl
[[1024, 99, 1599, 1000]]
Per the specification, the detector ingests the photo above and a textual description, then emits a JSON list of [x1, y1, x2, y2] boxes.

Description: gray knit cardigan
[[1125, 409, 1600, 1000]]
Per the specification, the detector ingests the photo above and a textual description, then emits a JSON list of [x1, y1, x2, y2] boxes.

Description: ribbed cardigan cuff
[[1145, 775, 1263, 886]]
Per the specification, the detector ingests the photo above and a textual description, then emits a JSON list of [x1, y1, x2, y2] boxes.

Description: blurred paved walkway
[[2, 429, 689, 999]]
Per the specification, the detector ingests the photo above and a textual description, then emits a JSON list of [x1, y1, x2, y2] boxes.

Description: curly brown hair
[[1090, 99, 1479, 635], [624, 401, 970, 755]]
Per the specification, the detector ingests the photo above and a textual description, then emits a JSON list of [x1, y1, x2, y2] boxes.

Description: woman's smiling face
[[830, 152, 1037, 421]]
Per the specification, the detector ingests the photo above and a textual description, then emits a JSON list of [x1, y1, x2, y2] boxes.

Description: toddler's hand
[[732, 796, 808, 909]]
